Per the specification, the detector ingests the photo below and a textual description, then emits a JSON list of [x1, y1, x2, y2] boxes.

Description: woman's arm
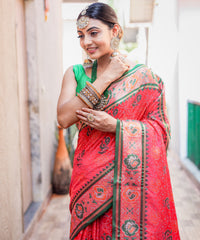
[[57, 66, 87, 128], [57, 57, 130, 129], [57, 66, 113, 128]]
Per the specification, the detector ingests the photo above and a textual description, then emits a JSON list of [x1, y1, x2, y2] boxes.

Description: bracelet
[[86, 82, 108, 110], [86, 81, 101, 99], [77, 82, 108, 110], [83, 85, 99, 106], [77, 93, 93, 108], [94, 94, 108, 111], [77, 82, 101, 108]]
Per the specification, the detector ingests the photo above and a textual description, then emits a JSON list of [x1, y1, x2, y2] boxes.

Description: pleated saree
[[69, 64, 180, 240]]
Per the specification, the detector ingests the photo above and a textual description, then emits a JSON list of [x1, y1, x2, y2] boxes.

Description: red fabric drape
[[69, 65, 180, 240]]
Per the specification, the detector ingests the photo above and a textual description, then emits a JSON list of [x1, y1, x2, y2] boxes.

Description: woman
[[57, 3, 180, 240]]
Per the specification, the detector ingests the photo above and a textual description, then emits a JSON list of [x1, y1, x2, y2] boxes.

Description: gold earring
[[83, 55, 93, 68], [110, 36, 120, 58]]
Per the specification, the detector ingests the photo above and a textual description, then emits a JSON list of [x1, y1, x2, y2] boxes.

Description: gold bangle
[[86, 81, 101, 99], [77, 93, 93, 108], [82, 87, 98, 106], [85, 85, 100, 105]]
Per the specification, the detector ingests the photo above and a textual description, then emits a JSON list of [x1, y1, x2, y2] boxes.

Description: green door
[[188, 101, 200, 169]]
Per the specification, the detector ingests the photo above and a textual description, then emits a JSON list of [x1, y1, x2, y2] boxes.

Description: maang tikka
[[76, 6, 89, 29]]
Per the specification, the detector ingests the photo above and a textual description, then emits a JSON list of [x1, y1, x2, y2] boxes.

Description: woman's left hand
[[76, 108, 117, 133]]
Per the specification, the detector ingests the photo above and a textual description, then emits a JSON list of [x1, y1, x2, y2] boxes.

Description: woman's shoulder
[[72, 63, 84, 72], [135, 65, 163, 86], [63, 65, 74, 79], [63, 64, 85, 81], [63, 64, 84, 74]]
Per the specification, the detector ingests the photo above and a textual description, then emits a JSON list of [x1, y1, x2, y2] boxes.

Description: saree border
[[70, 163, 114, 212], [112, 119, 123, 239], [112, 120, 147, 240], [114, 64, 145, 83], [70, 197, 113, 240], [105, 83, 159, 111], [140, 123, 147, 240], [159, 89, 171, 148]]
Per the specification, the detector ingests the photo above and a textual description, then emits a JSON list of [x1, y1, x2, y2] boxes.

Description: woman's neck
[[96, 52, 112, 73]]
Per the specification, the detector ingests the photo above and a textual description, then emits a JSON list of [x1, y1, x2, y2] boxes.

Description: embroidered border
[[140, 123, 146, 239], [105, 83, 159, 111], [112, 119, 123, 239], [70, 163, 114, 212], [70, 197, 113, 240]]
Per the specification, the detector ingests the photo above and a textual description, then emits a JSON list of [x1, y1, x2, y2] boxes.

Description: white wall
[[62, 3, 88, 73], [25, 0, 63, 201], [148, 0, 179, 153], [178, 1, 200, 158], [148, 0, 200, 159]]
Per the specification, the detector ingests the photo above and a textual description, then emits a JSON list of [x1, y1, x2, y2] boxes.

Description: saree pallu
[[69, 64, 180, 240]]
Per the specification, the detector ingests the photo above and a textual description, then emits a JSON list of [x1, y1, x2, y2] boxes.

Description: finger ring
[[87, 113, 95, 122]]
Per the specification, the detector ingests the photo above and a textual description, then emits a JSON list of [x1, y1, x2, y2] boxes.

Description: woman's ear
[[112, 24, 120, 38]]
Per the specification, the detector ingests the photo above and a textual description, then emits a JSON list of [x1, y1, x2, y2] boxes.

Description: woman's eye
[[91, 32, 98, 37], [77, 35, 84, 39]]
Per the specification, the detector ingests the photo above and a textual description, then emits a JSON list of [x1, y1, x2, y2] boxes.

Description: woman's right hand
[[92, 55, 130, 96], [102, 55, 130, 84]]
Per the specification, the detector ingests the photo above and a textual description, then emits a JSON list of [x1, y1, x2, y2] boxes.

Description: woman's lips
[[87, 47, 97, 54]]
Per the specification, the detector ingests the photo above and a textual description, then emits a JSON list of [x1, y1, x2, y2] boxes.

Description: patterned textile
[[69, 65, 180, 239]]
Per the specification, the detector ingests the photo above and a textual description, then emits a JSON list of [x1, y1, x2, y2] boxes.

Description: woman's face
[[77, 18, 115, 60]]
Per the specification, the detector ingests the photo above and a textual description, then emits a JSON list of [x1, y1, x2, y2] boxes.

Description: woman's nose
[[84, 36, 92, 46]]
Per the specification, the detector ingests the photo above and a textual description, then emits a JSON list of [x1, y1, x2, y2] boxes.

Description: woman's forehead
[[77, 18, 107, 32]]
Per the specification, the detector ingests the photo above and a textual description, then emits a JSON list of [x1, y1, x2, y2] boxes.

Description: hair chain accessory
[[76, 16, 89, 29], [81, 6, 88, 16], [76, 6, 89, 29]]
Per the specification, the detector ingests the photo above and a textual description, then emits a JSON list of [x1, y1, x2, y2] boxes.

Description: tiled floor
[[28, 150, 200, 240], [169, 150, 200, 240], [29, 194, 70, 240]]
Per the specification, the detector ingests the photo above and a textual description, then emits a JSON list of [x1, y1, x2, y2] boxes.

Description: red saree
[[69, 64, 180, 239]]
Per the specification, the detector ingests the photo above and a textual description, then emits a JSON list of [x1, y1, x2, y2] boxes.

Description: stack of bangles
[[77, 82, 103, 110]]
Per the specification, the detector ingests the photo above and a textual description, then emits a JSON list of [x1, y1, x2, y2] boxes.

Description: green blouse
[[73, 64, 93, 94], [73, 62, 144, 97]]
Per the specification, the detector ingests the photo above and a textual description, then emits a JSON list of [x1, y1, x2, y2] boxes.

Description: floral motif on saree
[[69, 64, 180, 239]]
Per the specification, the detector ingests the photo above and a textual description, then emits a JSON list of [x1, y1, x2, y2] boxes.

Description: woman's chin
[[91, 52, 111, 61], [88, 52, 99, 60]]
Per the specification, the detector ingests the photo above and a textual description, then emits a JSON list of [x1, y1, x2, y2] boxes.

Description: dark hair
[[77, 2, 123, 39]]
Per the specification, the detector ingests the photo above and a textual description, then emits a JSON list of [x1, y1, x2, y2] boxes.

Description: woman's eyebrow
[[77, 27, 100, 34], [86, 26, 100, 32]]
